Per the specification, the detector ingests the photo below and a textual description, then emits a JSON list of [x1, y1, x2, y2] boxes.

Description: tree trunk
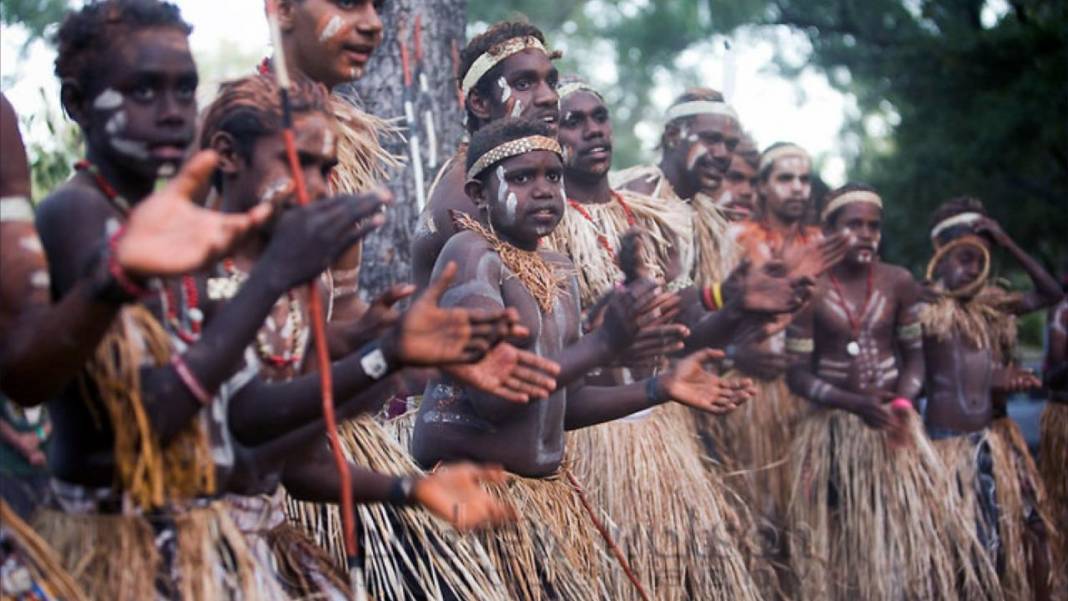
[[344, 0, 468, 299]]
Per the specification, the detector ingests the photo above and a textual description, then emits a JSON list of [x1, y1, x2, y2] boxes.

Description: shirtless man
[[411, 21, 560, 291], [785, 185, 998, 600], [921, 197, 1061, 601], [411, 117, 753, 599], [544, 77, 761, 600], [1041, 262, 1068, 579]]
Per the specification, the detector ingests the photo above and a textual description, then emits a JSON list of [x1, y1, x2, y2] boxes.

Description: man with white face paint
[[781, 186, 1005, 601]]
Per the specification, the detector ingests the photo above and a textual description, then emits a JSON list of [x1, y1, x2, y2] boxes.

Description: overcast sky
[[1, 1, 854, 185]]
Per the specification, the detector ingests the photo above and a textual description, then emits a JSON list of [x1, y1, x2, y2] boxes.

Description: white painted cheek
[[686, 144, 708, 170], [504, 191, 518, 226], [498, 77, 512, 103], [109, 137, 149, 161], [93, 88, 124, 111], [510, 99, 523, 118], [561, 146, 572, 166], [322, 130, 336, 158], [260, 177, 293, 205], [18, 235, 43, 254], [104, 110, 127, 135], [319, 15, 344, 43], [30, 270, 50, 289]]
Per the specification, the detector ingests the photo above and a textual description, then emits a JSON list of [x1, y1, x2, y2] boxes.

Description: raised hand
[[387, 262, 524, 365], [783, 232, 848, 280], [992, 365, 1041, 393], [659, 348, 754, 414], [620, 323, 690, 368], [727, 260, 807, 314], [116, 150, 274, 278], [596, 277, 660, 349], [444, 342, 560, 403], [262, 188, 391, 290], [972, 216, 1011, 247], [413, 463, 516, 531], [336, 284, 415, 353]]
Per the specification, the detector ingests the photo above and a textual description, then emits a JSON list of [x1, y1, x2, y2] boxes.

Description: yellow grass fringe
[[568, 403, 763, 601], [790, 410, 1002, 601], [542, 189, 695, 307], [327, 94, 401, 196], [477, 469, 609, 601], [1040, 402, 1068, 583], [33, 501, 281, 600], [0, 500, 88, 601], [285, 414, 508, 601], [919, 285, 1019, 362], [81, 305, 215, 510], [691, 191, 740, 286]]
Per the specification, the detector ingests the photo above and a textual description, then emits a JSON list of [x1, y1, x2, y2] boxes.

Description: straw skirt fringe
[[937, 422, 1059, 601], [1040, 402, 1068, 583], [285, 415, 508, 601], [568, 403, 762, 601], [477, 470, 609, 601], [789, 410, 1001, 601], [0, 500, 87, 601], [33, 501, 285, 601]]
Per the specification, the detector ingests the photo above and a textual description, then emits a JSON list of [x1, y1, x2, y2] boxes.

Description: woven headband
[[665, 101, 739, 123], [821, 190, 883, 222], [758, 144, 809, 173], [558, 81, 603, 101], [930, 212, 982, 241], [461, 36, 550, 97], [466, 135, 563, 180]]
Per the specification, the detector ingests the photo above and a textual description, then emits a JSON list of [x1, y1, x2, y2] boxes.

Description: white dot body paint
[[30, 270, 50, 289], [157, 163, 177, 178], [498, 77, 512, 103], [319, 15, 344, 43], [260, 177, 293, 205], [105, 111, 127, 136], [93, 88, 124, 111], [564, 111, 573, 122], [510, 99, 523, 118], [110, 137, 150, 161], [18, 235, 43, 254]]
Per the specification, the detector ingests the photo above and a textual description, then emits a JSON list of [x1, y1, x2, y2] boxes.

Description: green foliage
[[1, 0, 69, 42], [469, 0, 1067, 277], [21, 87, 81, 202]]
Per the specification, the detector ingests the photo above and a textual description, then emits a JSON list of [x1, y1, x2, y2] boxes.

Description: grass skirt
[[476, 469, 609, 601], [569, 403, 762, 600], [285, 414, 507, 600], [937, 420, 1060, 600], [789, 410, 1000, 601], [33, 500, 285, 600], [1039, 402, 1068, 584], [0, 500, 87, 601]]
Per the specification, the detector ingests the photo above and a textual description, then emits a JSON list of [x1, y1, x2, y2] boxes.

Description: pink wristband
[[170, 354, 212, 405]]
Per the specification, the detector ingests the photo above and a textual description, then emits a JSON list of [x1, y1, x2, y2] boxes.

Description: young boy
[[786, 185, 999, 600], [412, 117, 755, 600], [921, 197, 1061, 601], [197, 72, 520, 600], [544, 76, 761, 601]]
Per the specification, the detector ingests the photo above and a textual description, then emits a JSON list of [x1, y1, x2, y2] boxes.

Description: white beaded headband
[[665, 100, 739, 123], [758, 144, 810, 172], [821, 190, 883, 221], [466, 135, 563, 180], [460, 36, 551, 97], [558, 81, 603, 101], [930, 212, 982, 240]]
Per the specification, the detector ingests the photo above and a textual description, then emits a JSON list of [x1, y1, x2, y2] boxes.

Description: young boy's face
[[829, 202, 882, 266], [231, 111, 337, 228], [289, 0, 383, 88], [936, 238, 989, 294], [558, 91, 612, 179], [476, 150, 564, 248], [83, 28, 198, 181]]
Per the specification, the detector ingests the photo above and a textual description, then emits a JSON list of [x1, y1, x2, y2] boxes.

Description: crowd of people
[[0, 1, 1065, 600]]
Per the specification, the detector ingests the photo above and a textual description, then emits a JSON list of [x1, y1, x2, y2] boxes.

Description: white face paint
[[157, 163, 177, 178], [685, 144, 708, 170], [93, 88, 124, 111], [497, 77, 512, 103], [561, 145, 572, 166], [104, 111, 127, 136], [319, 15, 344, 43], [109, 137, 149, 161], [18, 235, 43, 254], [495, 165, 517, 225], [510, 99, 523, 118], [260, 177, 293, 206], [30, 270, 50, 289]]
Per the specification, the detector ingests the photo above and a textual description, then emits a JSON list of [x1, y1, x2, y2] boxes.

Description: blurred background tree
[[469, 0, 1067, 275]]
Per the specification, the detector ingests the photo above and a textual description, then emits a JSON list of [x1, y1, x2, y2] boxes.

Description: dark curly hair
[[930, 195, 988, 245], [54, 0, 191, 95], [460, 21, 558, 133], [465, 117, 555, 180]]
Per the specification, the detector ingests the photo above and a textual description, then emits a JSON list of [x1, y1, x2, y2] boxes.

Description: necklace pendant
[[846, 340, 861, 357]]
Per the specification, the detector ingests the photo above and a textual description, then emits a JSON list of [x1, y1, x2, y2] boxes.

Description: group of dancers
[[0, 1, 1065, 600]]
